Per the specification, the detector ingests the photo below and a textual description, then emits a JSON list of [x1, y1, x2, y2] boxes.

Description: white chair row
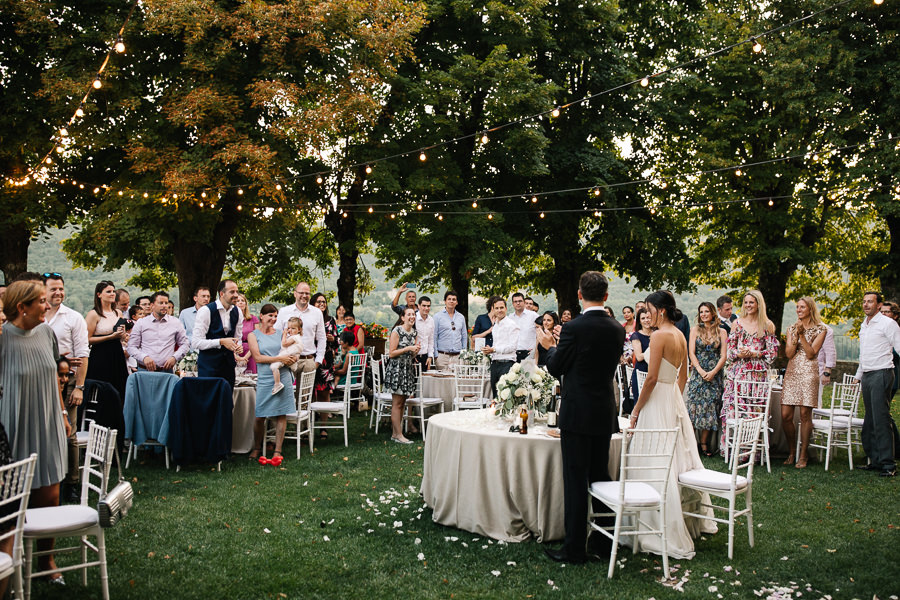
[[311, 351, 366, 448], [369, 358, 446, 439], [590, 417, 764, 580], [806, 382, 861, 470], [723, 378, 772, 472], [262, 369, 315, 460]]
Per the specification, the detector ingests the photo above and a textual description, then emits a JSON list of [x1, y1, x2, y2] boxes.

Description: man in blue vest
[[192, 279, 243, 390]]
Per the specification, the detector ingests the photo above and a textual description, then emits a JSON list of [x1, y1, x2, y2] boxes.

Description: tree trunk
[[881, 213, 900, 305], [756, 263, 794, 336], [325, 167, 366, 311], [173, 207, 239, 310], [0, 223, 29, 284], [552, 267, 581, 317], [447, 253, 470, 325]]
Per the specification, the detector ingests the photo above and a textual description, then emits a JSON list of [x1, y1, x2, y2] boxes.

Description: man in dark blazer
[[538, 271, 625, 564]]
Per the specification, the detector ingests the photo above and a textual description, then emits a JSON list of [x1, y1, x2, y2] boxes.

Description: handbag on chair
[[98, 445, 133, 528]]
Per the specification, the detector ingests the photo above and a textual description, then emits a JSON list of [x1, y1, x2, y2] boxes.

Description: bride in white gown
[[628, 291, 717, 559]]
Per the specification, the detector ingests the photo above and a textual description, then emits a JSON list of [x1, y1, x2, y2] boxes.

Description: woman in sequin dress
[[781, 297, 827, 468], [719, 290, 779, 453], [686, 302, 727, 456]]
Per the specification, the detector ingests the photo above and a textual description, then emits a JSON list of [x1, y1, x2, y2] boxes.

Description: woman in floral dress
[[686, 302, 727, 456], [719, 290, 779, 453], [383, 307, 419, 444], [311, 293, 338, 403]]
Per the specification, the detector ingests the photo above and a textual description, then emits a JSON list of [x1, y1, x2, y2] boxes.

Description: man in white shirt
[[415, 296, 436, 370], [129, 291, 189, 372], [192, 280, 243, 389], [817, 325, 836, 406], [274, 282, 325, 376], [179, 286, 211, 347], [44, 273, 90, 503], [482, 298, 520, 397], [509, 292, 539, 362], [855, 291, 900, 476]]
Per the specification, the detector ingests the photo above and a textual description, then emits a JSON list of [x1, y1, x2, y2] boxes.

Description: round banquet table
[[421, 408, 624, 543], [420, 371, 492, 411]]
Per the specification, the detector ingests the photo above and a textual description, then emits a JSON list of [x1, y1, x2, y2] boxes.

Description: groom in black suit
[[540, 271, 625, 564]]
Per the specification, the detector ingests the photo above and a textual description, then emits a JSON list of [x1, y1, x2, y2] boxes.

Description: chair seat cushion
[[24, 505, 99, 536], [76, 431, 89, 445], [374, 392, 392, 401], [679, 468, 747, 491], [813, 418, 850, 430], [407, 397, 443, 406], [310, 401, 344, 412], [813, 408, 851, 418], [285, 411, 310, 422], [0, 551, 12, 573], [590, 480, 661, 507]]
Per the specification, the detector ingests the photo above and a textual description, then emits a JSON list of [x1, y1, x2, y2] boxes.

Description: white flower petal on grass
[[708, 585, 717, 592], [263, 528, 271, 534], [461, 542, 468, 548], [367, 529, 374, 533], [507, 561, 516, 566], [323, 535, 330, 542], [491, 570, 501, 576], [780, 556, 789, 561], [547, 580, 554, 586], [415, 538, 422, 545], [417, 552, 425, 561], [393, 521, 403, 528], [723, 566, 732, 572], [450, 536, 458, 542]]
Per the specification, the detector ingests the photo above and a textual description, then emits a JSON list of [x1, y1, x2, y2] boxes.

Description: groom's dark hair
[[578, 271, 608, 302]]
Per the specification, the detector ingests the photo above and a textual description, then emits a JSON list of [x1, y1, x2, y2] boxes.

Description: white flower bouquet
[[494, 361, 558, 418], [459, 349, 490, 366], [178, 350, 199, 374]]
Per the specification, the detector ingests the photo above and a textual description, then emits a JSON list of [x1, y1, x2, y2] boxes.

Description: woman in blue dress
[[686, 302, 727, 456], [247, 304, 300, 466], [628, 307, 653, 412]]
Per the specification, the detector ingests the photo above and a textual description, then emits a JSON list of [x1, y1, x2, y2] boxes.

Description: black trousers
[[560, 429, 613, 558], [490, 360, 514, 398]]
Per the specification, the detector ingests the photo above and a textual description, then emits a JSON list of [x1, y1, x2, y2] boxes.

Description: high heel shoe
[[270, 453, 284, 467]]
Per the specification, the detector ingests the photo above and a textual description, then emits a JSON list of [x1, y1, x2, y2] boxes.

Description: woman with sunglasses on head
[[84, 280, 128, 401], [0, 281, 71, 583]]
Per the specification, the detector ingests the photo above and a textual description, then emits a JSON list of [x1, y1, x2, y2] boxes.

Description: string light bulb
[[45, 157, 52, 164], [237, 204, 243, 211], [640, 77, 649, 87], [390, 213, 396, 219], [75, 104, 85, 118], [768, 199, 774, 206], [275, 184, 282, 191], [419, 151, 427, 162], [316, 174, 323, 185], [416, 203, 422, 210], [874, 0, 884, 4], [488, 213, 493, 220], [735, 169, 743, 176], [480, 133, 489, 144], [365, 165, 372, 174], [117, 190, 123, 196], [143, 192, 148, 198], [59, 128, 68, 137], [201, 191, 207, 198], [531, 196, 538, 203], [199, 202, 204, 208], [751, 37, 763, 53], [342, 211, 348, 218], [93, 187, 100, 194], [93, 74, 102, 89], [114, 36, 125, 53], [539, 212, 545, 219], [551, 108, 560, 118], [237, 188, 244, 195], [368, 206, 374, 213], [593, 188, 601, 196], [438, 214, 443, 221], [472, 201, 478, 208]]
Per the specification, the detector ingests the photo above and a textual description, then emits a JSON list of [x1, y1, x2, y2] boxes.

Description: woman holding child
[[247, 304, 300, 466]]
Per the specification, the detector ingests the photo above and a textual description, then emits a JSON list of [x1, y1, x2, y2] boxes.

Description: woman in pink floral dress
[[719, 290, 779, 452]]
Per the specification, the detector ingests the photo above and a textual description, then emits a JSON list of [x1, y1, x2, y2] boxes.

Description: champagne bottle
[[519, 406, 528, 435], [547, 390, 558, 428]]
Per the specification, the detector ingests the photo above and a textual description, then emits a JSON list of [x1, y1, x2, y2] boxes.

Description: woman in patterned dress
[[235, 294, 260, 373], [311, 293, 338, 403], [686, 302, 727, 456], [383, 307, 420, 444], [781, 297, 827, 468], [719, 290, 779, 453]]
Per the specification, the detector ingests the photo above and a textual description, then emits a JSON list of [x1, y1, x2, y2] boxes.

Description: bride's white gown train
[[630, 358, 717, 559]]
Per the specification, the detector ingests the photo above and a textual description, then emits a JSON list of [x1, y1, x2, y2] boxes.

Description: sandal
[[795, 457, 808, 469], [784, 454, 795, 466], [249, 450, 261, 461], [319, 430, 328, 440]]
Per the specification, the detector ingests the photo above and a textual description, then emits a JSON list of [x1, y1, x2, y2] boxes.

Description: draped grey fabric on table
[[421, 408, 623, 543], [231, 386, 257, 454]]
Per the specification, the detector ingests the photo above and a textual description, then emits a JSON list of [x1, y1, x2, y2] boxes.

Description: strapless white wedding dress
[[631, 358, 717, 559]]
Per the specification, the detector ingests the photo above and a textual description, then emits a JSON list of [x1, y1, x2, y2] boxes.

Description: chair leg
[[607, 512, 623, 579], [82, 534, 88, 585], [824, 430, 832, 471], [125, 441, 133, 469], [660, 505, 670, 579], [727, 498, 736, 560], [24, 538, 32, 600], [164, 446, 170, 470], [746, 489, 754, 548], [343, 411, 349, 447], [97, 529, 109, 600]]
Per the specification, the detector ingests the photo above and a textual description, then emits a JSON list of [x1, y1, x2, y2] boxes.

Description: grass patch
[[30, 399, 899, 600]]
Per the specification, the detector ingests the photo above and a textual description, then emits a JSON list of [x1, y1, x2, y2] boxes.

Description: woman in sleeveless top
[[630, 291, 716, 560], [383, 308, 420, 444], [85, 281, 128, 402]]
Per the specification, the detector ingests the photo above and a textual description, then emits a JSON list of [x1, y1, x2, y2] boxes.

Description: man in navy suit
[[539, 271, 625, 564]]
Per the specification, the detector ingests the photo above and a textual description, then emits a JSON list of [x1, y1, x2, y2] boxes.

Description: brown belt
[[297, 354, 315, 359], [438, 351, 460, 356]]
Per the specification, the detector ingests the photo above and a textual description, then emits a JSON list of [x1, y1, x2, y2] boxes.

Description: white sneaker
[[272, 382, 284, 394]]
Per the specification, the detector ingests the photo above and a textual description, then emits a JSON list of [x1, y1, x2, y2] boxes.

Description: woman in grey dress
[[383, 307, 420, 444], [0, 281, 70, 581]]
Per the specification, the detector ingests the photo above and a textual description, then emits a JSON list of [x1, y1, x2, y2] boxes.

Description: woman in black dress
[[84, 281, 128, 401]]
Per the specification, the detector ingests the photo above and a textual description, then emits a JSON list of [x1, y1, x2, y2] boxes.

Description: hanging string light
[[751, 37, 763, 53], [365, 165, 373, 174], [114, 36, 126, 53], [419, 152, 427, 162], [551, 108, 560, 118], [480, 133, 489, 144]]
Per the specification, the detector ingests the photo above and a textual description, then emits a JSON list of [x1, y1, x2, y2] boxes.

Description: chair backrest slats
[[297, 369, 316, 412], [618, 428, 679, 498], [82, 423, 117, 504], [453, 364, 487, 398], [0, 454, 37, 564]]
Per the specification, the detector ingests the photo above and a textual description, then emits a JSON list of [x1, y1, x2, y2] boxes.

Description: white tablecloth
[[420, 372, 492, 411], [768, 388, 817, 460], [421, 408, 623, 543], [232, 386, 257, 454]]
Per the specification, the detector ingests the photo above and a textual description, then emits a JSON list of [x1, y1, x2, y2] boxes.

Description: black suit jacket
[[546, 308, 626, 436]]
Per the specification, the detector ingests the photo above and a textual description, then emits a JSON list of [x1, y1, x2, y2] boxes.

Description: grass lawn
[[30, 398, 899, 600]]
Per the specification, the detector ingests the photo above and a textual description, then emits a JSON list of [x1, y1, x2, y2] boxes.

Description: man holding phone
[[391, 283, 418, 317], [128, 291, 189, 373]]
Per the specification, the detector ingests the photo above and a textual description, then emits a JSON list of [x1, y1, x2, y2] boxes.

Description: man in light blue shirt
[[179, 286, 210, 348], [432, 290, 467, 370]]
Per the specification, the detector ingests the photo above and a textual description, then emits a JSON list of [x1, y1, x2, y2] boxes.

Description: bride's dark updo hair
[[644, 290, 683, 324]]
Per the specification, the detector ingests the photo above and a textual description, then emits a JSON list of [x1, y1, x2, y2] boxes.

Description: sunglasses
[[451, 322, 456, 330], [42, 272, 63, 282]]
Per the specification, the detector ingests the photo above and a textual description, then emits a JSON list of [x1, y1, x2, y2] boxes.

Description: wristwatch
[[823, 371, 831, 377], [75, 384, 85, 390]]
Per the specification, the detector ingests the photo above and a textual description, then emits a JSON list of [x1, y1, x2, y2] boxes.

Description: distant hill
[[24, 227, 859, 358]]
